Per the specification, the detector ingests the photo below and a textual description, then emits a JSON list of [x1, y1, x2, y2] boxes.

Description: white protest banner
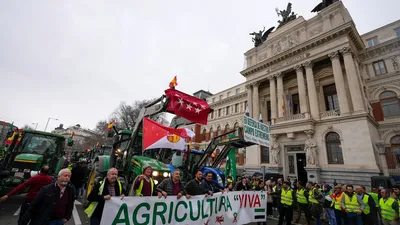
[[100, 191, 267, 225], [243, 115, 269, 147]]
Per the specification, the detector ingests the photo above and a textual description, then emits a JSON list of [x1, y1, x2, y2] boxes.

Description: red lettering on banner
[[238, 193, 261, 208], [254, 194, 261, 208]]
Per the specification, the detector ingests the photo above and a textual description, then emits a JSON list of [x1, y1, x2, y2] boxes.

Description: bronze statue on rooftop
[[311, 0, 339, 13], [275, 3, 297, 29], [249, 26, 275, 47]]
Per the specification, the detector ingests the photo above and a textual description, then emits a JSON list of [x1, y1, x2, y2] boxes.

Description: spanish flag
[[107, 120, 115, 130], [282, 95, 285, 116], [70, 132, 75, 139], [169, 76, 178, 89], [5, 131, 17, 146]]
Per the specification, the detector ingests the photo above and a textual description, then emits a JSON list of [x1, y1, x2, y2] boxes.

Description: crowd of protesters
[[228, 175, 400, 225]]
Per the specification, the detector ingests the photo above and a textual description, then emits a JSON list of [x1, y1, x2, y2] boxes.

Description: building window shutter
[[371, 102, 384, 121]]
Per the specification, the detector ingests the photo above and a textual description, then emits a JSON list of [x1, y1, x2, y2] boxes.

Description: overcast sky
[[0, 0, 399, 131]]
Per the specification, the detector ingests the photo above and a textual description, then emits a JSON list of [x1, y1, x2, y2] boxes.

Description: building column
[[340, 47, 365, 113], [276, 73, 284, 118], [329, 51, 350, 115], [252, 81, 260, 119], [246, 84, 253, 116], [269, 76, 277, 124], [375, 141, 389, 176], [303, 61, 320, 119], [294, 65, 309, 117]]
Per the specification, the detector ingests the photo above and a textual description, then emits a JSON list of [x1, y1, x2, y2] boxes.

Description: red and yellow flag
[[5, 131, 17, 146], [169, 76, 178, 88], [282, 95, 285, 116], [70, 132, 75, 139], [107, 120, 115, 130]]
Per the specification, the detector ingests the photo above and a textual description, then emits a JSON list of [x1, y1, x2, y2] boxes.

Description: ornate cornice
[[240, 24, 356, 77], [251, 81, 261, 87], [328, 51, 340, 60], [359, 38, 400, 61], [208, 92, 247, 107]]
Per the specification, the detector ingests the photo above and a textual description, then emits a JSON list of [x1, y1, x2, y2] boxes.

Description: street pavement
[[0, 195, 310, 225]]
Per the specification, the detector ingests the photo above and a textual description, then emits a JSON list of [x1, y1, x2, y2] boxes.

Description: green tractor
[[85, 128, 171, 198], [0, 129, 67, 195]]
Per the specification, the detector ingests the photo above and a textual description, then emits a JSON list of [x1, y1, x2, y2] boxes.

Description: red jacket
[[8, 173, 53, 201]]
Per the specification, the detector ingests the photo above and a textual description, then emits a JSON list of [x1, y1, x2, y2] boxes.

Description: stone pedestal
[[267, 165, 282, 175], [304, 167, 321, 183]]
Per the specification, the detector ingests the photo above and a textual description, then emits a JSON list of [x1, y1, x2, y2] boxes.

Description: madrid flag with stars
[[164, 88, 211, 125], [143, 118, 195, 150]]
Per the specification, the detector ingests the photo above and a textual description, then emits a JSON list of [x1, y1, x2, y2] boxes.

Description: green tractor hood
[[14, 154, 44, 163], [131, 155, 170, 172]]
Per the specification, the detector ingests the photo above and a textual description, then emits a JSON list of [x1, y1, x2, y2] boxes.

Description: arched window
[[379, 91, 400, 118], [326, 132, 344, 164], [202, 129, 207, 141], [217, 126, 222, 136], [209, 128, 214, 139], [234, 122, 240, 136], [224, 124, 230, 132], [388, 135, 400, 169]]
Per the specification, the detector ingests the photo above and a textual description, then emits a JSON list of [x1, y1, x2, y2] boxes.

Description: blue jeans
[[347, 212, 363, 225], [49, 219, 63, 225], [334, 209, 348, 225], [325, 208, 337, 225]]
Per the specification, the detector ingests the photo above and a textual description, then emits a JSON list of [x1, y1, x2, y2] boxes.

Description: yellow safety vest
[[379, 198, 396, 221], [362, 195, 370, 215], [334, 192, 344, 210], [84, 179, 122, 218], [273, 185, 277, 192], [344, 194, 360, 213], [368, 192, 379, 207], [68, 164, 73, 170], [135, 177, 154, 196], [296, 188, 308, 204], [309, 188, 319, 204], [281, 189, 293, 206]]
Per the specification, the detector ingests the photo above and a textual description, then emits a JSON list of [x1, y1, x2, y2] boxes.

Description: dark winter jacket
[[185, 179, 208, 195], [19, 182, 76, 225], [156, 178, 186, 196], [87, 178, 126, 219]]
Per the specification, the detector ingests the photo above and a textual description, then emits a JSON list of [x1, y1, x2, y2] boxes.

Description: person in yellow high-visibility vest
[[131, 165, 156, 196], [341, 185, 365, 225], [379, 188, 399, 225], [294, 181, 311, 224], [85, 168, 125, 225], [331, 185, 347, 225], [269, 181, 296, 225], [356, 186, 379, 225]]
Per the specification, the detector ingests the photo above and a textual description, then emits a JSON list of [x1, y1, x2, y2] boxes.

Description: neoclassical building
[[183, 2, 400, 187]]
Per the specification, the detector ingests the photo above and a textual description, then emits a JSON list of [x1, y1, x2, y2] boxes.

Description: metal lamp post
[[44, 117, 58, 132], [32, 123, 38, 130]]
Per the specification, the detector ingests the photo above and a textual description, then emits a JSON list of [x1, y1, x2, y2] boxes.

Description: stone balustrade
[[275, 113, 306, 123], [320, 109, 340, 118]]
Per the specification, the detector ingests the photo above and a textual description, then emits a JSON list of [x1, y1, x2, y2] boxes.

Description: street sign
[[243, 114, 269, 147]]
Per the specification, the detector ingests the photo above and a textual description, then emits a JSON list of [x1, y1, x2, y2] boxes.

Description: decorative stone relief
[[270, 134, 281, 165], [288, 34, 298, 47], [339, 46, 352, 55], [275, 72, 283, 78], [251, 81, 261, 87], [391, 56, 399, 70], [309, 26, 323, 38], [304, 130, 318, 166], [245, 84, 252, 90], [294, 64, 303, 72], [303, 60, 314, 68], [328, 51, 340, 60]]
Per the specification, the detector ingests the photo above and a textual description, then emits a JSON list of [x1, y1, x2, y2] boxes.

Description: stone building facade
[[181, 2, 400, 187]]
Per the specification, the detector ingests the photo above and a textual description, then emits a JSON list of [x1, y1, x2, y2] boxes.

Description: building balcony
[[320, 109, 340, 119], [275, 113, 306, 123]]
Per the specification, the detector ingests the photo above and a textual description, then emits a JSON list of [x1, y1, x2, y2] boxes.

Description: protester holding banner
[[132, 165, 156, 196], [269, 181, 297, 225], [185, 170, 209, 196], [201, 171, 221, 194], [235, 177, 251, 191], [156, 169, 189, 199], [85, 168, 126, 225]]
